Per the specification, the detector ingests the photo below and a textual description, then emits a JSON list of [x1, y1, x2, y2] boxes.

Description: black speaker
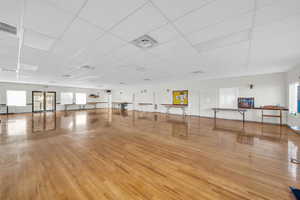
[[106, 90, 111, 94]]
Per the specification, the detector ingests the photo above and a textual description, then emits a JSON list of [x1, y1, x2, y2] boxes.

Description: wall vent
[[131, 35, 158, 49], [0, 22, 17, 35]]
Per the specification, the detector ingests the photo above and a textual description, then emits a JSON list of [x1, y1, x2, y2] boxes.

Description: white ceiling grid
[[0, 0, 299, 88]]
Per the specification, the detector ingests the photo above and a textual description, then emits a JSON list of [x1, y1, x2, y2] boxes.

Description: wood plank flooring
[[0, 109, 299, 200]]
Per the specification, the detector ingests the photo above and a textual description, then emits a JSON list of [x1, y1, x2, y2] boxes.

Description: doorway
[[45, 92, 56, 111], [32, 91, 56, 112]]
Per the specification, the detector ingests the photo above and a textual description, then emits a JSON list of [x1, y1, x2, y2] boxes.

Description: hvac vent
[[0, 22, 17, 35], [62, 74, 72, 78], [131, 35, 158, 49], [80, 65, 95, 70], [191, 70, 204, 74]]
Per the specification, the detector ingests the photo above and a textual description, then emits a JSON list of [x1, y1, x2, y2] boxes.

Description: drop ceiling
[[0, 0, 300, 89]]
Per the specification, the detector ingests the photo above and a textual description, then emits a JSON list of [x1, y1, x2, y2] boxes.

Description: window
[[61, 92, 73, 105], [298, 85, 300, 113], [289, 83, 299, 114], [7, 90, 27, 106], [75, 93, 86, 105], [219, 88, 238, 108]]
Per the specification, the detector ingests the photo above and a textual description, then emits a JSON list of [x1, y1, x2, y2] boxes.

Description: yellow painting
[[173, 90, 188, 105]]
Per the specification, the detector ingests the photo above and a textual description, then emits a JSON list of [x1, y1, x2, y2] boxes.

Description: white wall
[[0, 82, 110, 114], [112, 72, 288, 124]]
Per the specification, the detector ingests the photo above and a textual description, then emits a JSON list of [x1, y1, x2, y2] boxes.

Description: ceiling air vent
[[0, 22, 17, 35], [191, 70, 204, 74], [131, 34, 158, 49], [62, 74, 72, 78], [80, 65, 95, 70]]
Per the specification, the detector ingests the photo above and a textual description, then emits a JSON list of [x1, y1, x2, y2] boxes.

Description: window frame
[[75, 93, 87, 105]]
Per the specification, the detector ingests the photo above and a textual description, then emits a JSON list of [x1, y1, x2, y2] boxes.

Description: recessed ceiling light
[[132, 34, 158, 49], [191, 70, 204, 74]]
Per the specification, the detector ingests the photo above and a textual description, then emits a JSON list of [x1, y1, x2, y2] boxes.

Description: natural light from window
[[289, 83, 299, 114], [75, 93, 86, 105], [6, 90, 26, 106], [61, 92, 73, 105], [219, 88, 238, 108]]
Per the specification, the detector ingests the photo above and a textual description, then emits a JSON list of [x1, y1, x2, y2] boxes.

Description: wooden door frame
[[32, 91, 56, 112], [32, 91, 44, 113], [45, 91, 56, 112]]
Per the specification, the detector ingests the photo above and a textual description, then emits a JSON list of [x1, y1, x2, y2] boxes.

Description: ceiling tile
[[251, 15, 300, 66], [89, 33, 126, 56], [109, 44, 141, 61], [255, 0, 300, 27], [257, 0, 277, 8], [46, 0, 86, 13], [187, 13, 252, 45], [21, 45, 56, 69], [24, 29, 56, 51], [0, 0, 299, 87], [52, 18, 104, 57], [24, 0, 74, 37], [111, 3, 168, 41], [0, 37, 18, 67], [80, 33, 127, 65], [148, 23, 181, 44], [193, 30, 250, 52], [0, 0, 20, 27], [151, 0, 212, 20], [79, 0, 146, 30], [148, 37, 201, 65], [174, 0, 254, 35], [253, 14, 300, 40], [124, 51, 164, 67]]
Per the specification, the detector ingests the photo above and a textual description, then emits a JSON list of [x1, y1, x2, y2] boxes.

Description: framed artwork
[[173, 90, 188, 105], [238, 97, 255, 108]]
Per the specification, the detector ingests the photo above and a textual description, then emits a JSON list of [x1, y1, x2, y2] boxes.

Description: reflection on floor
[[0, 109, 299, 200]]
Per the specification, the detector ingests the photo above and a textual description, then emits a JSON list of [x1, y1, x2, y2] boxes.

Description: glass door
[[45, 92, 56, 111], [32, 91, 44, 112]]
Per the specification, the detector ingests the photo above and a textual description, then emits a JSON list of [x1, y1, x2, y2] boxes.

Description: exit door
[[32, 91, 56, 112]]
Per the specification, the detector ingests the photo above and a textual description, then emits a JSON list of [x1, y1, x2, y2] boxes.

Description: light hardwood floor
[[0, 109, 299, 200]]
